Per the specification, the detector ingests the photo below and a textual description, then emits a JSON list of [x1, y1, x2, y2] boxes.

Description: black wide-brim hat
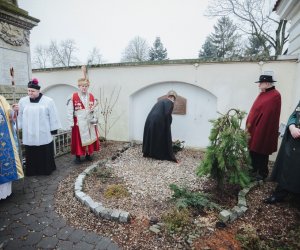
[[255, 75, 276, 83]]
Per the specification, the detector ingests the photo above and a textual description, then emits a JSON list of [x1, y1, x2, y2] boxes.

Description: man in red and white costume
[[67, 78, 100, 163]]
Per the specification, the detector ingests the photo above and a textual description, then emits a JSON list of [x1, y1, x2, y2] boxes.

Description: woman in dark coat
[[264, 101, 300, 204], [142, 90, 177, 162]]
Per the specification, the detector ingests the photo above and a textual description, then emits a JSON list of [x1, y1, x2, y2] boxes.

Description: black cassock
[[142, 98, 176, 162], [270, 101, 300, 194]]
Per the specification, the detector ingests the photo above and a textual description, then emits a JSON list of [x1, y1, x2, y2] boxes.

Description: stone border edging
[[74, 143, 260, 225], [74, 143, 131, 223], [219, 180, 263, 223]]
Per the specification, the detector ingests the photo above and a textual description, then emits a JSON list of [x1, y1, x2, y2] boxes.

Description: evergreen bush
[[196, 108, 251, 190], [169, 184, 221, 211]]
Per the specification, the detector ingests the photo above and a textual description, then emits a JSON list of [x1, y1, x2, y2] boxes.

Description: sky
[[18, 0, 216, 64]]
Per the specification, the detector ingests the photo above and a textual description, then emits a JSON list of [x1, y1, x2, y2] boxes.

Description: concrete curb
[[75, 143, 261, 225], [218, 180, 263, 223], [74, 143, 131, 223]]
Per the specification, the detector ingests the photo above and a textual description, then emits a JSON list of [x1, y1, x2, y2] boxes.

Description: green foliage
[[236, 224, 268, 250], [169, 184, 221, 211], [244, 35, 271, 57], [149, 37, 168, 61], [172, 140, 185, 154], [92, 167, 113, 183], [104, 184, 129, 198], [162, 207, 191, 232], [199, 17, 241, 59], [197, 108, 251, 190], [199, 37, 217, 58]]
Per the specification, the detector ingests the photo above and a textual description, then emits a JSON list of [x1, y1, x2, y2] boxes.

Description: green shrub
[[162, 207, 191, 232], [197, 108, 251, 190], [236, 224, 268, 250], [169, 184, 221, 211], [104, 184, 129, 198], [93, 167, 113, 183], [172, 140, 185, 153]]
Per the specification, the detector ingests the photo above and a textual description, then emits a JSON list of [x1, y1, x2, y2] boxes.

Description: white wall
[[129, 81, 217, 148], [43, 84, 77, 130], [33, 59, 298, 150]]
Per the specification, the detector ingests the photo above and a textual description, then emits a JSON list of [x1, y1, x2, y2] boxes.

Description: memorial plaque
[[158, 94, 187, 115]]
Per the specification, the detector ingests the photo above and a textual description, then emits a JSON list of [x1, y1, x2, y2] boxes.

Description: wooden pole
[[10, 67, 25, 191]]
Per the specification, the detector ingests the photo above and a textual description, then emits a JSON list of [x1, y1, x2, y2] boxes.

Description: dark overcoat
[[246, 87, 281, 155], [142, 98, 176, 162], [270, 101, 300, 193]]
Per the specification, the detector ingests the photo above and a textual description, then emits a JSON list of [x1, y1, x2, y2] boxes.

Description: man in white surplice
[[18, 78, 61, 176]]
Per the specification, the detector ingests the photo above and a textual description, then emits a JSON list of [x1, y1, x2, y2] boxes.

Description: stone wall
[[0, 0, 39, 89], [0, 85, 27, 104]]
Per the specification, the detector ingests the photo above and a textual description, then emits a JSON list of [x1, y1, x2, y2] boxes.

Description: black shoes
[[255, 174, 267, 181], [75, 155, 93, 164], [75, 156, 81, 164], [263, 195, 283, 204], [85, 154, 93, 161]]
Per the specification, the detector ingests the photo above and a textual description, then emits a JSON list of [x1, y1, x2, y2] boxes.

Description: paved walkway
[[0, 154, 121, 250]]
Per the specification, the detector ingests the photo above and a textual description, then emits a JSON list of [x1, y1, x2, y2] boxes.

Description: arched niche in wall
[[43, 84, 77, 130], [129, 81, 217, 148]]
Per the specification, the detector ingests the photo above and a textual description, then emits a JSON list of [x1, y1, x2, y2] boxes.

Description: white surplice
[[18, 96, 61, 146]]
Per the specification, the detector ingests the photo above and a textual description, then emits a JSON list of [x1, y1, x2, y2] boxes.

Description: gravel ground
[[55, 141, 300, 250], [85, 144, 208, 219], [55, 141, 214, 249]]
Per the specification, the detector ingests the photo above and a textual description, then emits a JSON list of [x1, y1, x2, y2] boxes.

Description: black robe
[[142, 98, 176, 162], [24, 94, 57, 176], [270, 101, 300, 194]]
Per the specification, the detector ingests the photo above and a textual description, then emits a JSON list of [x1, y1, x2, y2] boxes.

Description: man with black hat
[[142, 90, 178, 162], [18, 78, 61, 176], [246, 75, 281, 181]]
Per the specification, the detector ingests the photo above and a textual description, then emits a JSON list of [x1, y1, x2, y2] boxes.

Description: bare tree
[[98, 86, 122, 143], [206, 0, 289, 56], [32, 45, 50, 69], [48, 39, 79, 67], [121, 36, 150, 62], [87, 47, 104, 65]]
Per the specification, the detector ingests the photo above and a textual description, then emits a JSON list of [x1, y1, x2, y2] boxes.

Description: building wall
[[0, 0, 39, 103], [32, 59, 297, 154], [274, 0, 300, 116], [275, 0, 300, 55]]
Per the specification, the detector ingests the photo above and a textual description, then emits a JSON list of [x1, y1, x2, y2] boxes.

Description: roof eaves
[[273, 0, 282, 11]]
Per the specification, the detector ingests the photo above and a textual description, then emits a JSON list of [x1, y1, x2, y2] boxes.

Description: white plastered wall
[[129, 81, 217, 148], [33, 59, 298, 152]]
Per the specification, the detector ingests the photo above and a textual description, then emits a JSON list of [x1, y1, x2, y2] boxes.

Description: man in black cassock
[[142, 90, 178, 162], [264, 100, 300, 204]]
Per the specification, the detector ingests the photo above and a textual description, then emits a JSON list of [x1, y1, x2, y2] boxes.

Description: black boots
[[75, 155, 81, 164], [85, 154, 93, 161], [75, 155, 93, 164]]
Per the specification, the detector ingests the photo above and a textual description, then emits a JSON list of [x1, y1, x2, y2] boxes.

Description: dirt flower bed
[[55, 141, 300, 250], [84, 144, 210, 219]]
